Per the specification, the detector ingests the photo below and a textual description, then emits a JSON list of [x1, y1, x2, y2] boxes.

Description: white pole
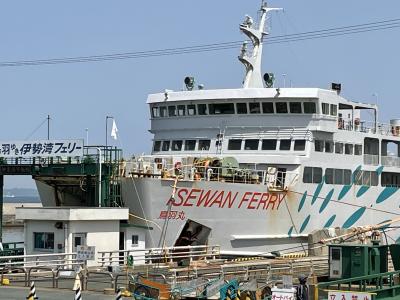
[[85, 128, 89, 146], [96, 147, 102, 207], [282, 73, 286, 88]]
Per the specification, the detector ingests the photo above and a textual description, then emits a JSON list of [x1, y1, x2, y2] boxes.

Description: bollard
[[115, 288, 122, 300], [26, 281, 39, 300], [75, 286, 82, 300]]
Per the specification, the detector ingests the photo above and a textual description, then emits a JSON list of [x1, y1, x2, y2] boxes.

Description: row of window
[[227, 139, 306, 151], [153, 139, 211, 152], [153, 139, 307, 152], [303, 167, 378, 186], [151, 101, 317, 118], [382, 172, 400, 187], [315, 140, 363, 155]]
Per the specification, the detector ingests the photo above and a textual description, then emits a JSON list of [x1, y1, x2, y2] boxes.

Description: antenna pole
[[47, 115, 50, 140], [238, 2, 282, 88]]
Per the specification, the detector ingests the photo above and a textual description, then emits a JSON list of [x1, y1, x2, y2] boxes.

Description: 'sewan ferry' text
[[168, 188, 286, 210]]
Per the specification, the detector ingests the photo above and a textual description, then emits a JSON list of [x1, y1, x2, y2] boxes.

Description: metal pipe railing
[[98, 245, 220, 267]]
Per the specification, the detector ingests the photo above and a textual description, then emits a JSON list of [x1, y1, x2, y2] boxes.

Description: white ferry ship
[[33, 2, 400, 256], [119, 2, 400, 255]]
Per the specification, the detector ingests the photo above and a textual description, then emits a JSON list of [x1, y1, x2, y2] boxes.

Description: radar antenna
[[238, 2, 282, 88]]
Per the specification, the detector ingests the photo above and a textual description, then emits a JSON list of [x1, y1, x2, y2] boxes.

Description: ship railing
[[168, 256, 328, 286], [97, 245, 220, 267], [125, 159, 299, 189], [338, 120, 396, 136], [363, 154, 379, 166], [381, 155, 400, 168]]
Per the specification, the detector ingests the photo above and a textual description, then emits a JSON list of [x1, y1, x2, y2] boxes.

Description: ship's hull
[[120, 174, 400, 254]]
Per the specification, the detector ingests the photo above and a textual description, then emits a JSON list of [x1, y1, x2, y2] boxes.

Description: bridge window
[[184, 140, 196, 151], [152, 107, 160, 118], [325, 141, 334, 153], [303, 167, 323, 183], [330, 104, 338, 116], [228, 139, 242, 150], [354, 170, 378, 186], [34, 232, 54, 250], [325, 168, 351, 185], [161, 141, 170, 151], [322, 103, 329, 115], [209, 103, 235, 114], [262, 102, 274, 113], [236, 103, 248, 114], [244, 139, 259, 150], [198, 104, 208, 115], [153, 141, 161, 152], [315, 140, 324, 152], [276, 102, 288, 114], [381, 172, 400, 187], [177, 105, 186, 116], [249, 102, 261, 114], [168, 106, 176, 117], [187, 104, 196, 116], [280, 139, 291, 151], [335, 142, 344, 154], [160, 107, 167, 117], [262, 139, 277, 150], [345, 144, 354, 155], [354, 144, 362, 155], [171, 140, 182, 151], [289, 102, 302, 114], [198, 139, 210, 151], [304, 102, 316, 114], [294, 140, 306, 151]]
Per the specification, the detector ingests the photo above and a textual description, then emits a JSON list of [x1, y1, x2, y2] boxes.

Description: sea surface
[[3, 196, 40, 203]]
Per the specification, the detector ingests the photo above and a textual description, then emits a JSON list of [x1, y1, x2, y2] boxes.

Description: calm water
[[3, 196, 40, 203], [3, 196, 40, 243]]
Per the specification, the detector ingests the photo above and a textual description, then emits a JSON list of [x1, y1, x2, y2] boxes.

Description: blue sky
[[0, 0, 399, 188]]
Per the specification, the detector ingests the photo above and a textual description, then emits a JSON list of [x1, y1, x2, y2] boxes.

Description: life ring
[[354, 118, 360, 126]]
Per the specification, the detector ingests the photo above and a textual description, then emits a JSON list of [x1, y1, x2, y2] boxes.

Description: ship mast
[[239, 2, 282, 88]]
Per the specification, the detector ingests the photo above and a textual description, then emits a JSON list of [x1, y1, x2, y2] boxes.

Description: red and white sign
[[328, 291, 372, 300], [168, 188, 286, 211]]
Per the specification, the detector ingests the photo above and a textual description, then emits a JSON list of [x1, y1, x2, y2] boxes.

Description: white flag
[[111, 119, 118, 140]]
